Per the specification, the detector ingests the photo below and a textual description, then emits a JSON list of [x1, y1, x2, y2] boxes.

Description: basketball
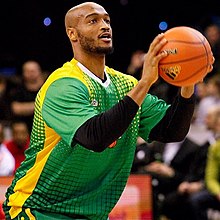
[[158, 26, 213, 87]]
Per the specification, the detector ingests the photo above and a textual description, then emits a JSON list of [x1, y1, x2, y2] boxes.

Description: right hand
[[126, 33, 168, 106], [141, 33, 168, 87], [144, 161, 174, 177]]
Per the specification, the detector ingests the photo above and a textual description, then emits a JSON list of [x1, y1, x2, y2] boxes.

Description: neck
[[25, 78, 44, 91], [74, 53, 106, 79]]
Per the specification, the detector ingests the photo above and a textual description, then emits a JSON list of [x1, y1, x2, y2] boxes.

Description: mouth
[[98, 33, 112, 42]]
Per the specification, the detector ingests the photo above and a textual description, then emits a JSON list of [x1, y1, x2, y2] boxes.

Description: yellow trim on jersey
[[8, 59, 88, 218], [7, 59, 138, 219], [39, 58, 90, 108], [25, 208, 36, 219], [8, 131, 60, 218]]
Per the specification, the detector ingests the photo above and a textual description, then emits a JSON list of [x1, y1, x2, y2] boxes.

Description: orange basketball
[[158, 26, 213, 87]]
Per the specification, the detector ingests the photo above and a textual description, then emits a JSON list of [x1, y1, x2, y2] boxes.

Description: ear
[[66, 27, 78, 42]]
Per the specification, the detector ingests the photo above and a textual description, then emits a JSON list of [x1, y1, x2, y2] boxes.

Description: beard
[[77, 31, 114, 55]]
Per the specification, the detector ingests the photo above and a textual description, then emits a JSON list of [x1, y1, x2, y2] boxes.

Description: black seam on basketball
[[160, 52, 212, 65], [167, 40, 206, 45], [189, 28, 210, 75], [160, 26, 212, 86]]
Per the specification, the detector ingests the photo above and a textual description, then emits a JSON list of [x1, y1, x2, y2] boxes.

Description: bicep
[[42, 78, 96, 145]]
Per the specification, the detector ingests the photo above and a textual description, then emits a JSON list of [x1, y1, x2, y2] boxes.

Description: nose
[[101, 19, 110, 30]]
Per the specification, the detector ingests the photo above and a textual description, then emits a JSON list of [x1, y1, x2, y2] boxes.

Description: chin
[[96, 46, 114, 55]]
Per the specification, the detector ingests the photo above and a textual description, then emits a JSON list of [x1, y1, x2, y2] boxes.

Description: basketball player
[[3, 2, 214, 220]]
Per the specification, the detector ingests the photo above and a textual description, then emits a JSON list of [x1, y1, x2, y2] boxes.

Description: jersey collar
[[77, 62, 110, 88]]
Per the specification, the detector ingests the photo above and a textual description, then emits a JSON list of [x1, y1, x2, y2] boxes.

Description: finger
[[149, 33, 166, 53], [207, 64, 213, 73]]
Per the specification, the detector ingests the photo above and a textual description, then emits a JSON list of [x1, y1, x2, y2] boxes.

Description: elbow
[[165, 130, 189, 143], [90, 142, 107, 152]]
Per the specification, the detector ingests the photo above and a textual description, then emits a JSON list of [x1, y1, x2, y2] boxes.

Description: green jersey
[[3, 58, 169, 220]]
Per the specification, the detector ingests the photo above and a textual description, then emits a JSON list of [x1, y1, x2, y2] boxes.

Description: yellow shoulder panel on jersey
[[38, 58, 89, 109]]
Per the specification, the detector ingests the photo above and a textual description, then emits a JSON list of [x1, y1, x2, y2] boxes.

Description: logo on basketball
[[158, 26, 213, 86], [160, 65, 181, 80], [163, 48, 178, 55]]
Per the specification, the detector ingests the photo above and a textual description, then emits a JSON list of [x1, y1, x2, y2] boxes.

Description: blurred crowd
[[0, 59, 49, 218], [130, 23, 220, 220], [0, 22, 220, 220], [0, 60, 49, 176]]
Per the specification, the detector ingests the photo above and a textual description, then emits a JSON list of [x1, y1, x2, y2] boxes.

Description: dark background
[[1, 0, 220, 75]]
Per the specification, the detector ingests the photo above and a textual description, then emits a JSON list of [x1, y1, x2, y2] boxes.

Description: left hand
[[180, 85, 195, 98], [180, 54, 215, 99]]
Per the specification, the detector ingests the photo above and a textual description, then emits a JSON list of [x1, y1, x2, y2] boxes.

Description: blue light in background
[[159, 21, 168, 31], [43, 17, 52, 26]]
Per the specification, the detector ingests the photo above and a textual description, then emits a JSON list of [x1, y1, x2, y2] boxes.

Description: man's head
[[11, 121, 29, 148], [22, 60, 43, 83], [65, 2, 113, 56], [204, 105, 220, 131]]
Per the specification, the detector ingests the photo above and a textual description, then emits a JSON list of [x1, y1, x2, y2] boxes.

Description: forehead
[[23, 62, 39, 70], [13, 122, 28, 129], [75, 3, 109, 18]]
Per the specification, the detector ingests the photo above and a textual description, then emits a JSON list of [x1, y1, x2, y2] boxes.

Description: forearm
[[127, 80, 152, 106], [11, 101, 35, 116], [74, 96, 139, 152], [149, 92, 196, 142]]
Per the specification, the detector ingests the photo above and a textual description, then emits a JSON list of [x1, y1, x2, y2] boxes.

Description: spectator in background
[[10, 60, 45, 133], [141, 138, 199, 220], [204, 23, 220, 77], [186, 75, 220, 147], [194, 81, 208, 104], [159, 104, 220, 220], [194, 74, 220, 127], [126, 49, 145, 80], [187, 109, 220, 220], [0, 122, 15, 176], [0, 75, 13, 123], [0, 122, 14, 220], [4, 120, 30, 173]]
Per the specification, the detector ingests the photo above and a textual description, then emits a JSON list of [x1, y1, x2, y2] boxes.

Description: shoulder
[[105, 66, 138, 85], [39, 60, 89, 99], [0, 143, 13, 155], [209, 140, 220, 156], [198, 96, 217, 106], [3, 141, 14, 151], [46, 59, 86, 85], [212, 140, 220, 149]]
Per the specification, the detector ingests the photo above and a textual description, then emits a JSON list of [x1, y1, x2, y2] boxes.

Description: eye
[[89, 19, 97, 24], [104, 18, 110, 24]]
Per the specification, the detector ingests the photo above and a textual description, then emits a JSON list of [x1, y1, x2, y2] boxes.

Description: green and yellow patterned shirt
[[3, 58, 169, 220]]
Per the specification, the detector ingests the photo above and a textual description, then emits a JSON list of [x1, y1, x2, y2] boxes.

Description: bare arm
[[11, 101, 35, 116]]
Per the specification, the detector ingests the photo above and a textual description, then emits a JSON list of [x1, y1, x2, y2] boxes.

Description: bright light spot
[[43, 17, 51, 26], [159, 21, 168, 31], [136, 150, 145, 160]]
